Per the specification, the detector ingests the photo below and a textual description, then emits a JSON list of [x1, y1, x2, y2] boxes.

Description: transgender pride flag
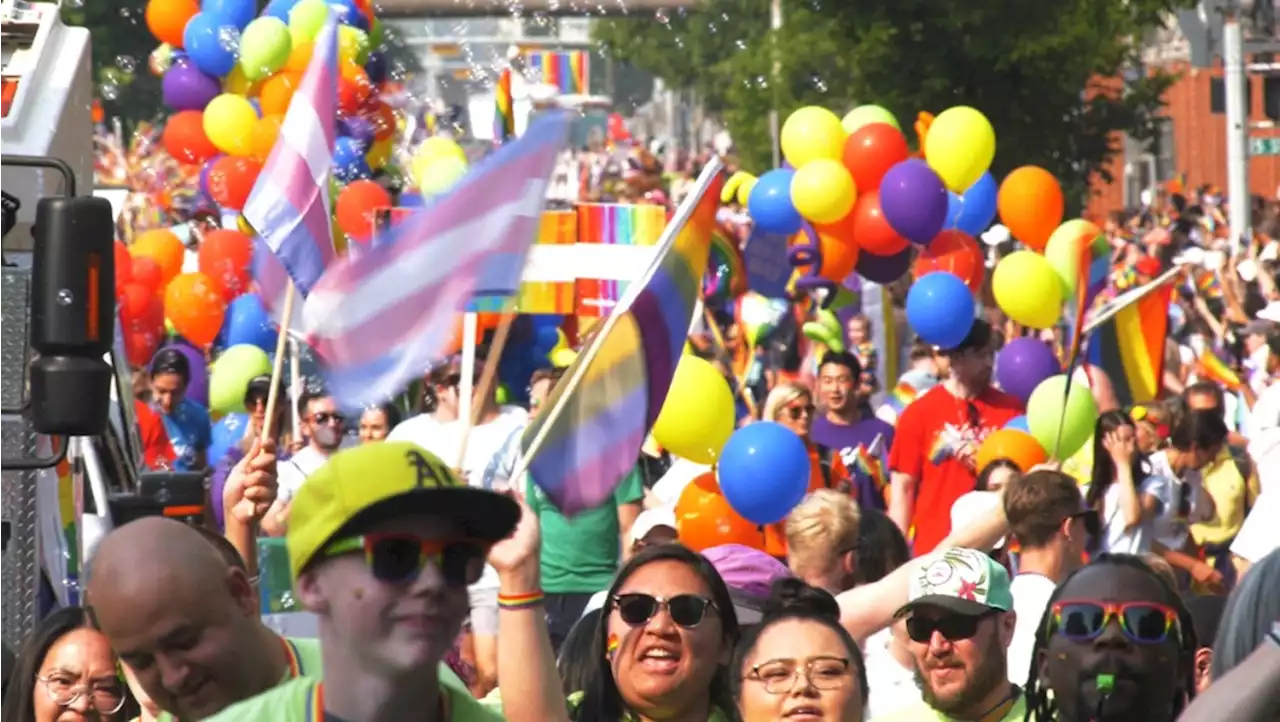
[[244, 13, 339, 304]]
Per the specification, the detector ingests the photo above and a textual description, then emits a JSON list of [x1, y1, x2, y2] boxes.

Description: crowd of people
[[5, 176, 1280, 722]]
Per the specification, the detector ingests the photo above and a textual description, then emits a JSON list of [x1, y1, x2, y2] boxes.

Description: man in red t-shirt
[[888, 320, 1023, 555], [134, 399, 177, 470]]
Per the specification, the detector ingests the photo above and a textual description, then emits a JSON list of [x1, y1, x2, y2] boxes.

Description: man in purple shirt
[[810, 351, 895, 511]]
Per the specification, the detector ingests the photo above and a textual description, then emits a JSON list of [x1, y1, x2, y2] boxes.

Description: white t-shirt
[[276, 446, 332, 502], [1247, 379, 1280, 438], [1248, 427, 1280, 495], [1231, 490, 1280, 563], [862, 626, 920, 719], [1097, 473, 1168, 554], [1006, 573, 1057, 686], [1147, 450, 1211, 550]]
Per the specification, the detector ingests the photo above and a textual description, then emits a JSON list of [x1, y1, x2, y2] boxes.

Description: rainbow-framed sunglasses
[[1048, 600, 1182, 645], [325, 532, 486, 587]]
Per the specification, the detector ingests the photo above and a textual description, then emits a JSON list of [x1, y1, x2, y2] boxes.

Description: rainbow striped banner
[[575, 203, 668, 318], [527, 51, 590, 94]]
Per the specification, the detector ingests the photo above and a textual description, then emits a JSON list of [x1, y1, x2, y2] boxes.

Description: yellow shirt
[[1191, 447, 1261, 546]]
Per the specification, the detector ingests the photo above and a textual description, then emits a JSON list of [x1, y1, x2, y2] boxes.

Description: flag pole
[[457, 312, 480, 468], [702, 304, 758, 418], [261, 280, 296, 445], [455, 299, 519, 471]]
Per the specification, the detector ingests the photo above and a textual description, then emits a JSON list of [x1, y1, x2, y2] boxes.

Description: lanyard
[[281, 636, 303, 679]]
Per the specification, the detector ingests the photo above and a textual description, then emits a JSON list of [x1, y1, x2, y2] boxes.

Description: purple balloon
[[164, 341, 210, 407], [339, 116, 376, 145], [162, 61, 221, 111], [879, 159, 949, 245], [995, 337, 1061, 404], [855, 247, 913, 284]]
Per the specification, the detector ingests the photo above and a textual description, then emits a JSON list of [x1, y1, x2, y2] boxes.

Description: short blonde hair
[[785, 489, 861, 577], [762, 383, 811, 422]]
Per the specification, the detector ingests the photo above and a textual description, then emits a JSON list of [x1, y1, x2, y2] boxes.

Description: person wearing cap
[[205, 442, 515, 722], [870, 548, 1023, 722], [628, 506, 677, 553], [149, 347, 213, 472], [887, 319, 1023, 556]]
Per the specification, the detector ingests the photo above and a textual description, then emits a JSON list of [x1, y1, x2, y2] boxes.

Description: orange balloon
[[815, 223, 860, 281], [850, 191, 908, 256], [335, 179, 392, 242], [976, 429, 1048, 474], [164, 272, 227, 348], [675, 472, 765, 553], [286, 41, 314, 74], [114, 240, 133, 288], [259, 73, 302, 117], [997, 166, 1064, 252], [443, 314, 483, 356], [338, 63, 373, 115], [250, 115, 284, 162], [131, 229, 185, 287], [146, 0, 199, 48], [914, 229, 985, 293]]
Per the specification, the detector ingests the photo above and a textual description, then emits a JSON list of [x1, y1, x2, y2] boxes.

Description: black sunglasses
[[312, 411, 346, 425], [784, 403, 816, 421], [612, 593, 716, 628], [905, 610, 995, 643], [1069, 509, 1101, 538]]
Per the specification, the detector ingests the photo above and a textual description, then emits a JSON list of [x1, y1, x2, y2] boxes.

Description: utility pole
[[1223, 4, 1249, 255], [769, 0, 782, 168]]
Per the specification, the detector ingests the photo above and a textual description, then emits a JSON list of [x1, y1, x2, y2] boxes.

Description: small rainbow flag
[[1064, 226, 1112, 367], [1194, 270, 1223, 300], [520, 163, 724, 514], [928, 433, 952, 465], [527, 51, 589, 94], [853, 445, 887, 492], [494, 67, 515, 143], [1087, 281, 1174, 407], [1196, 347, 1242, 390]]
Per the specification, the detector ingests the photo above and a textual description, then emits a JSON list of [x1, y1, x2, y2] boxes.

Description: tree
[[62, 1, 164, 131], [595, 0, 1194, 210]]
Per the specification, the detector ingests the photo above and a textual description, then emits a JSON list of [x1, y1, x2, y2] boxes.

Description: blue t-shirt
[[157, 398, 212, 471]]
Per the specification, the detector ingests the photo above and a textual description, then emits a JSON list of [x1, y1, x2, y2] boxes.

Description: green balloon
[[240, 17, 292, 81], [1026, 374, 1098, 460], [289, 0, 329, 44], [495, 384, 510, 405], [369, 16, 384, 49], [841, 105, 900, 134], [210, 344, 272, 415]]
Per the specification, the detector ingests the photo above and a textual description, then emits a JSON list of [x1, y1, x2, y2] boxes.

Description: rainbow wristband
[[497, 590, 545, 610]]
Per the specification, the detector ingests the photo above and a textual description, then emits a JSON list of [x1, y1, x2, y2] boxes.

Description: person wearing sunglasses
[[1023, 553, 1199, 722], [264, 389, 346, 535], [204, 442, 516, 722], [873, 547, 1023, 722]]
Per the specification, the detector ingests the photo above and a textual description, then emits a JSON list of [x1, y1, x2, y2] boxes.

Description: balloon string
[[787, 221, 837, 306]]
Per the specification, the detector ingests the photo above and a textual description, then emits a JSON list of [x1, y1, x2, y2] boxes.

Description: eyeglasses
[[311, 412, 346, 425], [36, 675, 127, 714], [1049, 600, 1181, 645], [745, 657, 853, 694], [905, 611, 995, 643], [782, 403, 816, 421], [611, 593, 717, 628], [325, 533, 486, 586]]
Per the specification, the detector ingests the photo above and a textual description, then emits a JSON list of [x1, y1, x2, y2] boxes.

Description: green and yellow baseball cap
[[894, 547, 1014, 618], [286, 441, 520, 580]]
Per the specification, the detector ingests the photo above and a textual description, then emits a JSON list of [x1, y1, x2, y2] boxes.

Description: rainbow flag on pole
[[518, 160, 725, 514], [494, 67, 514, 143], [1086, 279, 1175, 407]]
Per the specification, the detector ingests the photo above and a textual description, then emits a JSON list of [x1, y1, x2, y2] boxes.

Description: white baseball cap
[[628, 506, 677, 546]]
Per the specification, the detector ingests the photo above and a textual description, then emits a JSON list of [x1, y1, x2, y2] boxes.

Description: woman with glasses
[[733, 579, 867, 722], [488, 514, 740, 722], [1, 607, 137, 722]]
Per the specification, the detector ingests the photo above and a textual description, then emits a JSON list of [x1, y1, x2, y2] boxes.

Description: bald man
[[88, 517, 321, 721]]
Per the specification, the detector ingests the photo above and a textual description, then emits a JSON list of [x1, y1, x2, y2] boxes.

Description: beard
[[914, 648, 1007, 715], [312, 425, 343, 451]]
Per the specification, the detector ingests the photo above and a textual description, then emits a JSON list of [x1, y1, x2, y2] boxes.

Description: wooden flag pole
[[260, 280, 296, 445], [454, 300, 519, 472], [702, 305, 758, 418]]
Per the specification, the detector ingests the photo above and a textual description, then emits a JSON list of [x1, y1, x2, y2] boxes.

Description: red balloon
[[207, 157, 263, 211], [914, 229, 986, 293], [843, 123, 910, 195], [335, 179, 392, 242], [162, 110, 219, 165], [118, 282, 165, 366], [851, 191, 908, 256], [198, 229, 254, 301], [130, 256, 164, 296], [338, 64, 373, 115], [364, 101, 397, 141], [114, 241, 133, 288]]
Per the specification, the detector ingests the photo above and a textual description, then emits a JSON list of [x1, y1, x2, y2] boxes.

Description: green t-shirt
[[203, 676, 502, 722], [870, 696, 1026, 722], [526, 468, 645, 594]]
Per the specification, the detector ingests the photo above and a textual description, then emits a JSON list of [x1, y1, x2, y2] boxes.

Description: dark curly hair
[[1022, 554, 1198, 721]]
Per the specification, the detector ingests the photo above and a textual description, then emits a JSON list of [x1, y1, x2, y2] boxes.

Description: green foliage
[[595, 0, 1193, 210], [62, 1, 164, 131]]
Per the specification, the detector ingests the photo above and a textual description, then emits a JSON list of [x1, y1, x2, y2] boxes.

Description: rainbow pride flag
[[853, 445, 886, 492], [527, 51, 589, 94], [1086, 282, 1174, 407], [494, 67, 515, 143], [519, 162, 725, 514], [1195, 347, 1242, 390], [576, 203, 668, 318]]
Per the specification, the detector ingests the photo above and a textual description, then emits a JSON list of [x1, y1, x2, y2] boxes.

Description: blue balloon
[[947, 172, 998, 236], [221, 294, 278, 352], [327, 0, 366, 27], [717, 422, 811, 524], [203, 0, 256, 28], [334, 137, 371, 181], [906, 272, 975, 349], [263, 0, 303, 22], [747, 169, 803, 236], [209, 413, 249, 469], [533, 326, 560, 353], [183, 13, 240, 77], [1005, 415, 1030, 433]]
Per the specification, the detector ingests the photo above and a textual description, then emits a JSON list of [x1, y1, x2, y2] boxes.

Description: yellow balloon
[[841, 104, 899, 134], [550, 347, 578, 367], [780, 106, 847, 167], [223, 65, 262, 96], [1043, 219, 1103, 298], [790, 158, 857, 224], [924, 106, 996, 193], [653, 356, 736, 464], [992, 251, 1063, 329], [415, 136, 467, 166], [365, 137, 392, 169], [338, 25, 370, 66], [203, 94, 258, 157], [415, 155, 469, 197], [551, 328, 569, 354]]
